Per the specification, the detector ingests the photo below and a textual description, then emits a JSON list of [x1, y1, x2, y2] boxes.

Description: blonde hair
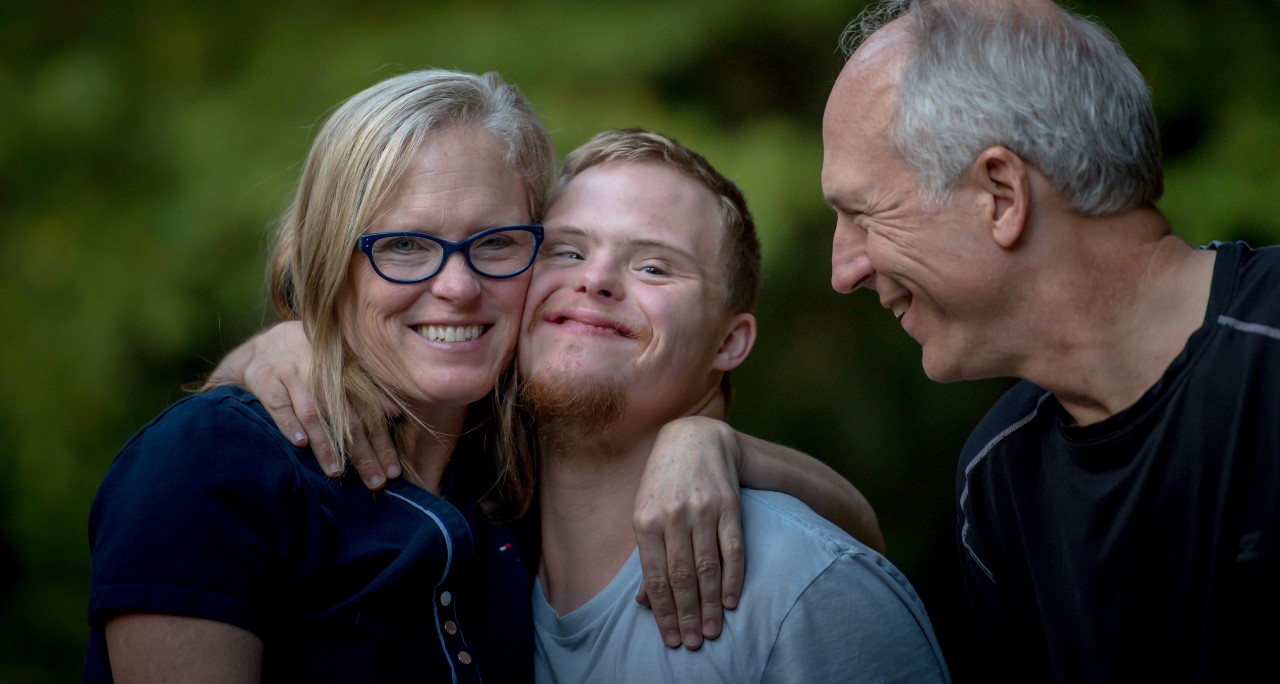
[[556, 128, 760, 315], [271, 69, 553, 518]]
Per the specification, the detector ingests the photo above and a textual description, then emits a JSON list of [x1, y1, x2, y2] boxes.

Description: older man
[[824, 0, 1280, 680]]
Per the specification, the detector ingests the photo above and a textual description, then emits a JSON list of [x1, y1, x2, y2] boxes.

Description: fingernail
[[724, 594, 738, 609], [369, 475, 385, 489], [327, 463, 342, 477], [703, 619, 719, 637], [664, 630, 680, 648], [386, 463, 401, 479], [293, 431, 306, 444], [683, 631, 701, 649]]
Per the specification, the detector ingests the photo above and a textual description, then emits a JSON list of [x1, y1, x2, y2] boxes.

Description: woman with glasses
[[86, 69, 558, 682]]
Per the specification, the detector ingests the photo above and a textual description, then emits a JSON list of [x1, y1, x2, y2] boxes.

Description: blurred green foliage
[[3, 0, 1278, 680]]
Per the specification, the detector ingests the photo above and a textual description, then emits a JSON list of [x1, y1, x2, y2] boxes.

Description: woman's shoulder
[[128, 385, 287, 448], [107, 385, 305, 494]]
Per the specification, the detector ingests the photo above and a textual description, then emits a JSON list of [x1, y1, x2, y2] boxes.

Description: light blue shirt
[[534, 489, 951, 683]]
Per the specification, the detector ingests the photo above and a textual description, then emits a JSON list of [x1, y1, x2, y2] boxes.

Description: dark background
[[4, 0, 1279, 680]]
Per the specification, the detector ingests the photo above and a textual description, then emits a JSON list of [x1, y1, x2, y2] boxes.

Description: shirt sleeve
[[760, 551, 952, 683], [88, 389, 305, 636]]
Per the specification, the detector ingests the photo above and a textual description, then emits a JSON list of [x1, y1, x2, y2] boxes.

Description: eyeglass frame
[[354, 224, 544, 284]]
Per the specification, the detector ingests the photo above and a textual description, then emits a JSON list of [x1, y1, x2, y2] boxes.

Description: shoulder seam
[[1217, 314, 1280, 342], [958, 390, 1053, 585]]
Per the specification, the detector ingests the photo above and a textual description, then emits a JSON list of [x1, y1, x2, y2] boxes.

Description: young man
[[823, 0, 1279, 680], [522, 129, 948, 681]]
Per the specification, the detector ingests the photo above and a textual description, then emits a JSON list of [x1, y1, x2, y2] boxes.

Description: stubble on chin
[[520, 366, 628, 446]]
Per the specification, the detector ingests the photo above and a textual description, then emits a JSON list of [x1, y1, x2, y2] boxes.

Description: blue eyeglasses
[[355, 225, 544, 284]]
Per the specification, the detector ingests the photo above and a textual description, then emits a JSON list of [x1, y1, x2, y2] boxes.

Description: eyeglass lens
[[370, 228, 537, 280]]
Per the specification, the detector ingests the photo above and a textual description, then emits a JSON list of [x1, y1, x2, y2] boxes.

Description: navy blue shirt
[[956, 241, 1280, 682], [86, 385, 533, 682]]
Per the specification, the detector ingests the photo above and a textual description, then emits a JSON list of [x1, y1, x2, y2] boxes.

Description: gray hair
[[841, 0, 1163, 215]]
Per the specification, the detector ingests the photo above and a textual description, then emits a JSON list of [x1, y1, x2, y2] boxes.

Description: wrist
[[689, 416, 739, 477]]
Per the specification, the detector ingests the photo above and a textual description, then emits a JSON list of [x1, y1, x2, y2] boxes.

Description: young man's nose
[[577, 259, 624, 300]]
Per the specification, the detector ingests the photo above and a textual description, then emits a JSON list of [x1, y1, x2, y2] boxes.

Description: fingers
[[634, 527, 683, 649], [261, 374, 339, 475], [368, 418, 401, 482], [664, 529, 705, 650], [633, 416, 745, 650], [345, 414, 402, 491], [635, 511, 708, 650], [691, 515, 724, 640], [717, 505, 744, 611], [234, 321, 336, 472]]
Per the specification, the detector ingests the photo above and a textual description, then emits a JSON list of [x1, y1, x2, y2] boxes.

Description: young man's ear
[[972, 145, 1029, 250], [713, 313, 756, 372]]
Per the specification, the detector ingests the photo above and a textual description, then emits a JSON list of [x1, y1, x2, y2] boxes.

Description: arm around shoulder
[[733, 428, 885, 553], [204, 320, 401, 487]]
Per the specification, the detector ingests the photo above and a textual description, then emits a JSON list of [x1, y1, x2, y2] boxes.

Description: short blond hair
[[556, 128, 760, 315]]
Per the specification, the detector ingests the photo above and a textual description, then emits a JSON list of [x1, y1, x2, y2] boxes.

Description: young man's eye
[[544, 245, 584, 260]]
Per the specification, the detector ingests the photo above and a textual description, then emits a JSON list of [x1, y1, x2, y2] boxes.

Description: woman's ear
[[713, 312, 757, 372], [972, 146, 1029, 250]]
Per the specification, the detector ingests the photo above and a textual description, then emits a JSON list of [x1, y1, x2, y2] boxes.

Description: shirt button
[[440, 591, 452, 606], [458, 650, 472, 665], [444, 620, 458, 635]]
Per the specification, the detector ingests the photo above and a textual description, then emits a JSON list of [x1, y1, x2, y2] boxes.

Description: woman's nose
[[430, 252, 483, 303]]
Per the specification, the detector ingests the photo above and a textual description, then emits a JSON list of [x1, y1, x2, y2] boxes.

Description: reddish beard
[[520, 367, 628, 436]]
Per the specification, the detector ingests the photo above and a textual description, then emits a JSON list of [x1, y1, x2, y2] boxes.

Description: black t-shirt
[[956, 241, 1280, 682], [86, 385, 534, 682]]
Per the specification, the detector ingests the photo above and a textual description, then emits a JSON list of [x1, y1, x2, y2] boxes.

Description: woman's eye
[[392, 238, 420, 252], [639, 265, 666, 276], [475, 235, 511, 250]]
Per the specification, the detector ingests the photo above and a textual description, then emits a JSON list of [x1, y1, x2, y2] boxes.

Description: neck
[[1013, 209, 1216, 424], [397, 405, 468, 493], [533, 379, 728, 614], [535, 417, 657, 615]]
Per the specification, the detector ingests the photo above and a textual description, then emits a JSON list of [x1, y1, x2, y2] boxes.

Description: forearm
[[735, 431, 884, 553], [206, 321, 305, 394], [206, 329, 265, 388]]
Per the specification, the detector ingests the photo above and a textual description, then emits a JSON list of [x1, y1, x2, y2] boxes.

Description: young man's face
[[517, 160, 749, 427]]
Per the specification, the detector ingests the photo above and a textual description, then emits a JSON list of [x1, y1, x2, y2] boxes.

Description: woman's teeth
[[417, 324, 483, 342]]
